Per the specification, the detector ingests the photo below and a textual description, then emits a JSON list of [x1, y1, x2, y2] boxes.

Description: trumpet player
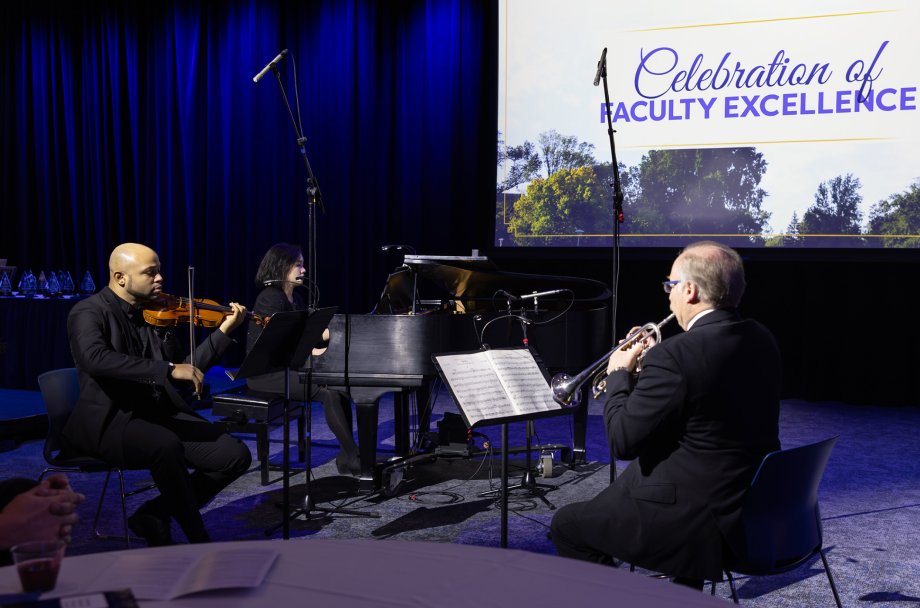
[[550, 241, 782, 590]]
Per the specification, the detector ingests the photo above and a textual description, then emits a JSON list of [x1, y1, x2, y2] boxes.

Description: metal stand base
[[479, 421, 559, 509], [265, 490, 380, 537], [266, 382, 379, 539], [478, 465, 557, 509]]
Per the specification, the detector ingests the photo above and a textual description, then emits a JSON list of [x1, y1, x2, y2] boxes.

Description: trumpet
[[551, 313, 676, 405]]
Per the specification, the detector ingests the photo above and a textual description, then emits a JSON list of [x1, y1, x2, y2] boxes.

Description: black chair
[[713, 436, 842, 607], [37, 367, 155, 548]]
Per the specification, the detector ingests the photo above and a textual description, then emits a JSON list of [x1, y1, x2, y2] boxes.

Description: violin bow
[[187, 266, 197, 376]]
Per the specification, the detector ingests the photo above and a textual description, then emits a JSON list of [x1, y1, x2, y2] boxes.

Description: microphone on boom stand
[[593, 47, 607, 87], [262, 278, 305, 287], [252, 49, 288, 83]]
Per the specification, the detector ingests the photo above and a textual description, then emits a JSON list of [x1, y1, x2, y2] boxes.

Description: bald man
[[550, 241, 782, 588], [63, 243, 252, 546]]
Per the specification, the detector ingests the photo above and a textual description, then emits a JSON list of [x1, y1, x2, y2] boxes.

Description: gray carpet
[[4, 383, 920, 607]]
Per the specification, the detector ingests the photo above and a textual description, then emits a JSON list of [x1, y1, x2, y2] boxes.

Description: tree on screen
[[784, 212, 805, 247], [631, 148, 770, 245], [537, 130, 596, 177], [497, 132, 542, 194], [507, 165, 611, 245], [865, 180, 920, 248], [798, 174, 864, 246], [503, 131, 604, 245]]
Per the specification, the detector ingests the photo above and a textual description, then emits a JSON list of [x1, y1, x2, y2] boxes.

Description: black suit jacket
[[599, 308, 781, 580], [63, 287, 233, 466]]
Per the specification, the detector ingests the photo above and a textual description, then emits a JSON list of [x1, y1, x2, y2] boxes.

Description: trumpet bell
[[551, 373, 580, 406]]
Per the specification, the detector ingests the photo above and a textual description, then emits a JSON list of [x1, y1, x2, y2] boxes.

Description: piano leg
[[347, 385, 425, 494], [354, 399, 380, 494], [393, 393, 409, 456]]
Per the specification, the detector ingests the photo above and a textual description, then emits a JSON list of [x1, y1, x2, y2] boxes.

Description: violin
[[142, 293, 269, 328]]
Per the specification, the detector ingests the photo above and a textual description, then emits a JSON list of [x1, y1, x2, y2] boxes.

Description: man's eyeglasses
[[662, 279, 681, 294]]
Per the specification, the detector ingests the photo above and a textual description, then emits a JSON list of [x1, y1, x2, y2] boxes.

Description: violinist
[[246, 243, 360, 476], [63, 243, 252, 546]]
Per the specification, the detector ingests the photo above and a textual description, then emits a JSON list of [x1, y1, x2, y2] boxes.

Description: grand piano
[[309, 254, 611, 491]]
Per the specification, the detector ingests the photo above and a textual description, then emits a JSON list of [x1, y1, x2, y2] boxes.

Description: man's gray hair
[[678, 241, 746, 308]]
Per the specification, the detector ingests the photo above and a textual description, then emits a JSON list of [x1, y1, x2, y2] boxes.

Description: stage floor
[[2, 376, 919, 607]]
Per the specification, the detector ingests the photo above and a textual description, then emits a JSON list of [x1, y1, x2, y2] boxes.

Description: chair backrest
[[731, 436, 838, 574], [37, 368, 81, 466]]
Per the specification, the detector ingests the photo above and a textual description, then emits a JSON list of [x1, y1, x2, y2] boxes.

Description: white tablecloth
[[0, 539, 730, 607]]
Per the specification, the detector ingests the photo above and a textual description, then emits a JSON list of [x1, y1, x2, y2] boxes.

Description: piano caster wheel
[[383, 465, 405, 497], [537, 451, 555, 478]]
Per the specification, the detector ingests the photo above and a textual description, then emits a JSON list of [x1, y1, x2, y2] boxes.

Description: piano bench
[[211, 388, 306, 486]]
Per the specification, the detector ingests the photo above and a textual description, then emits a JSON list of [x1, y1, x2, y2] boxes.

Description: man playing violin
[[63, 243, 252, 546]]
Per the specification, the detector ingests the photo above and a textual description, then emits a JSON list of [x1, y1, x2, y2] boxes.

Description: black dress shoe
[[128, 510, 175, 547]]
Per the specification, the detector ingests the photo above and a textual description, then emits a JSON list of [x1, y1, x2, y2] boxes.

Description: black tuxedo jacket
[[599, 307, 781, 580], [63, 287, 232, 466]]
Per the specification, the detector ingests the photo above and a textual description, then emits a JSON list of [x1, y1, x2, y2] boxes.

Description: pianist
[[246, 243, 360, 476], [550, 241, 782, 589]]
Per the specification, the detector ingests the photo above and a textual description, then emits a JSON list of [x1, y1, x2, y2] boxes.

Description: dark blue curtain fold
[[2, 0, 497, 340]]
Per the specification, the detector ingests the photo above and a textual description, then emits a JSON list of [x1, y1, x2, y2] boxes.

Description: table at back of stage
[[0, 295, 84, 390], [0, 539, 730, 607]]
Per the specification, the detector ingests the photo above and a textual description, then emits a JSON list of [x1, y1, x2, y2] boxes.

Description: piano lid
[[375, 254, 611, 312]]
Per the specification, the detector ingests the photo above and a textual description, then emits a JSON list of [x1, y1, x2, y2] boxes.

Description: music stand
[[432, 347, 577, 547], [233, 307, 373, 539], [478, 294, 565, 508]]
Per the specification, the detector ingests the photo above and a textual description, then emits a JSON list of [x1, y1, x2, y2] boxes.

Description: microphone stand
[[478, 292, 557, 509], [597, 48, 623, 482], [263, 59, 359, 526], [269, 63, 325, 308]]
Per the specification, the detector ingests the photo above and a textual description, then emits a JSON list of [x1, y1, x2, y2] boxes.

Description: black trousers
[[119, 411, 251, 542], [552, 495, 704, 590], [550, 498, 619, 564]]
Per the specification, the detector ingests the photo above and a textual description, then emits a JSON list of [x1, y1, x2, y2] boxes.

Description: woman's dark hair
[[254, 242, 302, 286]]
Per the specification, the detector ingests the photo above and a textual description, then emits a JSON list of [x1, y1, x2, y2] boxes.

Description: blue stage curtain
[[1, 0, 497, 321]]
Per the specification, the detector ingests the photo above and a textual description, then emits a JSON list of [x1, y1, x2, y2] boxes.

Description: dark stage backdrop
[[2, 1, 917, 406], [1, 0, 496, 322]]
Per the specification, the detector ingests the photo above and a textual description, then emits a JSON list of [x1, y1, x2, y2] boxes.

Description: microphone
[[263, 277, 304, 287], [496, 289, 521, 302], [520, 289, 567, 299], [252, 49, 288, 83], [593, 47, 607, 87]]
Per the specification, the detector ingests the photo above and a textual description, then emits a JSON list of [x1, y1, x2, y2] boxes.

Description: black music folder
[[232, 306, 337, 381], [432, 347, 576, 428]]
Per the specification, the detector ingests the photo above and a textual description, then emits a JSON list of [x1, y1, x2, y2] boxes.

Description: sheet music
[[81, 547, 279, 600], [434, 353, 515, 426], [434, 348, 559, 427], [486, 349, 557, 414]]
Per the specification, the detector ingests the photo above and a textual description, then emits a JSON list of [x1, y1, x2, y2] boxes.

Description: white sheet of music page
[[435, 352, 515, 426], [81, 547, 279, 600], [485, 349, 557, 415]]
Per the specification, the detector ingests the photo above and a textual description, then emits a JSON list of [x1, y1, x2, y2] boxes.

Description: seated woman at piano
[[246, 243, 360, 476]]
